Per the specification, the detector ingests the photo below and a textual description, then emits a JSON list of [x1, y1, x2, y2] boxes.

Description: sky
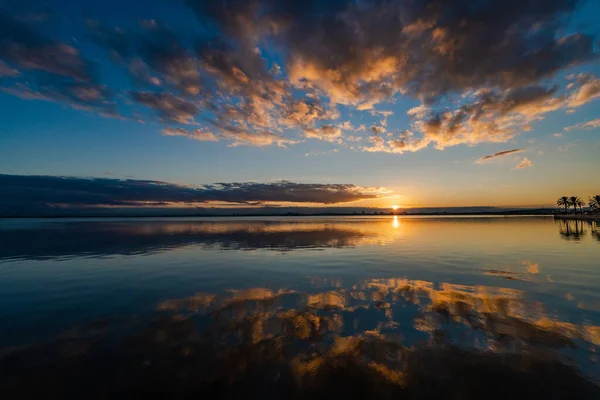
[[1, 0, 599, 214]]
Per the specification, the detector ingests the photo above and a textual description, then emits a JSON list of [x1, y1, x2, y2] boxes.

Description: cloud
[[1, 81, 118, 117], [305, 124, 342, 140], [338, 121, 354, 131], [0, 60, 19, 77], [281, 99, 339, 129], [221, 131, 297, 148], [406, 85, 565, 151], [87, 19, 339, 146], [190, 0, 598, 151], [131, 92, 200, 124], [567, 75, 600, 107], [0, 174, 390, 214], [162, 127, 218, 141], [304, 149, 339, 157], [476, 149, 525, 164], [188, 0, 595, 103], [370, 125, 386, 135], [0, 13, 91, 81], [563, 118, 600, 132], [383, 79, 600, 153], [0, 12, 118, 116], [515, 157, 532, 169], [1, 0, 599, 151]]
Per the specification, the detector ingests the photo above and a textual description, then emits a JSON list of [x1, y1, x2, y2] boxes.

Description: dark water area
[[1, 216, 599, 398]]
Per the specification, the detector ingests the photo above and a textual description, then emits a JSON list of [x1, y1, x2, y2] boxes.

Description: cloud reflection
[[0, 219, 404, 261], [2, 275, 599, 398], [153, 276, 600, 351]]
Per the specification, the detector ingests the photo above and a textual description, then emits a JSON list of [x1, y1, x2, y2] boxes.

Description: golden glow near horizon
[[392, 205, 399, 210]]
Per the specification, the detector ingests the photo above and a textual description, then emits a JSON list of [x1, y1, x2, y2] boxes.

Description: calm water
[[1, 216, 600, 397]]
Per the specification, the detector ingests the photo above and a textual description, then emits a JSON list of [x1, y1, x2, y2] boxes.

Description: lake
[[1, 216, 599, 398]]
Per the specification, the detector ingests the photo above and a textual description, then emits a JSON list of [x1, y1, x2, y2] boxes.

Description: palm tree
[[576, 198, 585, 214], [589, 195, 600, 213], [557, 196, 569, 214], [569, 196, 581, 214]]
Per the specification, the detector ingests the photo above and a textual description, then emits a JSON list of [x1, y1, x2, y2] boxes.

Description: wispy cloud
[[162, 127, 218, 142], [476, 149, 524, 164], [515, 157, 532, 169], [304, 149, 339, 157], [563, 118, 600, 132]]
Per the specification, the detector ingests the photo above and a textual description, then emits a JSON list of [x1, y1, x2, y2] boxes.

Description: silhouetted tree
[[557, 196, 569, 214], [589, 195, 600, 214], [576, 198, 585, 214], [569, 196, 582, 214]]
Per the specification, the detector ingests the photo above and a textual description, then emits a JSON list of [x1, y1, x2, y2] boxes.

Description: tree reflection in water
[[557, 219, 586, 241], [590, 221, 600, 242], [1, 278, 599, 399]]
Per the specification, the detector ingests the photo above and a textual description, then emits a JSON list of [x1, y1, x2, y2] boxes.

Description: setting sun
[[392, 205, 399, 210]]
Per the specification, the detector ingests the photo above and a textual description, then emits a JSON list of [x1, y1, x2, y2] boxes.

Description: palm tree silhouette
[[589, 195, 600, 214], [556, 196, 569, 214], [569, 196, 582, 214], [576, 198, 586, 214]]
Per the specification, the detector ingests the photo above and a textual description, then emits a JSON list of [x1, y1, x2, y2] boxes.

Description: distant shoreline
[[0, 211, 558, 219]]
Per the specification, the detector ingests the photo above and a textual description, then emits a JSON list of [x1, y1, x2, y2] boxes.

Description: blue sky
[[1, 0, 599, 211]]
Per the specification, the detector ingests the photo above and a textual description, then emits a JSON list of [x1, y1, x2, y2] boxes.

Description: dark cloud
[[0, 11, 118, 115], [187, 0, 596, 103], [476, 149, 525, 164], [0, 12, 91, 81], [1, 1, 599, 150], [0, 60, 19, 77], [0, 174, 388, 215], [1, 80, 118, 116], [131, 91, 200, 123]]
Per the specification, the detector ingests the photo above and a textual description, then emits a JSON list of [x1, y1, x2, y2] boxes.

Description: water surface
[[1, 216, 599, 397]]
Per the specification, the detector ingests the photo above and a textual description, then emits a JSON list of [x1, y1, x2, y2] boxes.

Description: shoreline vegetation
[[554, 194, 600, 221]]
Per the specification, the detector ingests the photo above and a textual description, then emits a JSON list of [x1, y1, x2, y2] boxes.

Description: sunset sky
[[1, 0, 599, 213]]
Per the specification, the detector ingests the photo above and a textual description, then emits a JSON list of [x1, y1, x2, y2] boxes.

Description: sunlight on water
[[1, 216, 599, 397]]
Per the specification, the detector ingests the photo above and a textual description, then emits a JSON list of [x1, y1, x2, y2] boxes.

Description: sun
[[392, 205, 399, 210]]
